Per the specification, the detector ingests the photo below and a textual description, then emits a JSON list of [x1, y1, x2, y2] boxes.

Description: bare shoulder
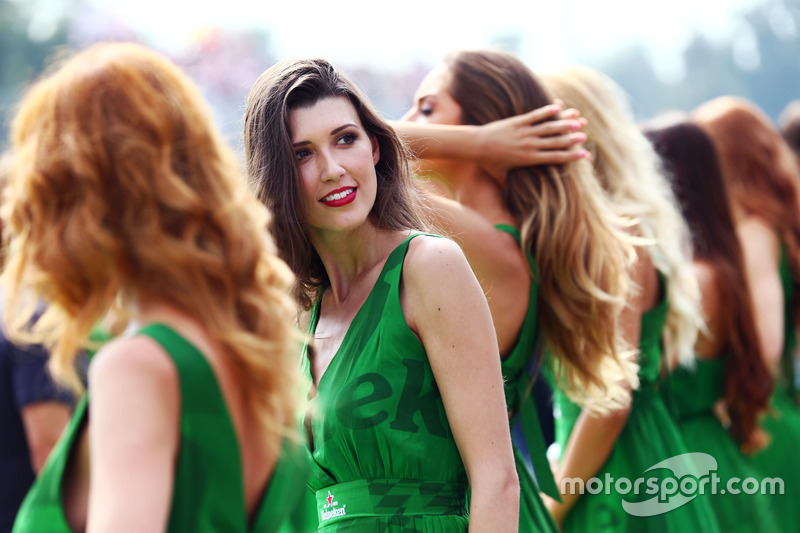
[[403, 235, 473, 287], [89, 335, 177, 390]]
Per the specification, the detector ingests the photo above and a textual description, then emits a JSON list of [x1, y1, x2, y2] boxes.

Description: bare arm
[[544, 251, 657, 527], [87, 336, 180, 533], [737, 217, 784, 374], [420, 193, 530, 356], [391, 103, 588, 182], [402, 236, 519, 532], [20, 402, 71, 472]]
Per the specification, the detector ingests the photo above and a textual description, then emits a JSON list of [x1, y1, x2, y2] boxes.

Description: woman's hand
[[542, 492, 566, 531], [476, 101, 590, 184]]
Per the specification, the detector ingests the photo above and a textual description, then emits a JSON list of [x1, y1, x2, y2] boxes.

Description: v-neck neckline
[[307, 235, 415, 390]]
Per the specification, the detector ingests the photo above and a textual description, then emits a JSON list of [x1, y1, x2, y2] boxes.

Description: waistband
[[315, 478, 467, 527]]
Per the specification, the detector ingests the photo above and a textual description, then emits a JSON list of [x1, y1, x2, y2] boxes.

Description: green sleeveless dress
[[495, 224, 560, 533], [661, 357, 779, 533], [549, 275, 720, 532], [12, 323, 309, 533], [303, 234, 469, 532], [746, 243, 800, 530]]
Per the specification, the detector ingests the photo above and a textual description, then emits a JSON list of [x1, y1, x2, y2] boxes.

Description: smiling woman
[[243, 58, 520, 533], [288, 97, 380, 235]]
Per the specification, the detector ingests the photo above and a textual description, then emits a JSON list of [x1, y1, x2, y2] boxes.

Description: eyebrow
[[292, 123, 358, 148]]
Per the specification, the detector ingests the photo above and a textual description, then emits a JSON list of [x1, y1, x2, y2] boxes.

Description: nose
[[318, 148, 345, 182]]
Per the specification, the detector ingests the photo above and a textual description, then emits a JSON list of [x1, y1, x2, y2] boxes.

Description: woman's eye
[[337, 132, 357, 145], [295, 149, 311, 161], [420, 106, 433, 117]]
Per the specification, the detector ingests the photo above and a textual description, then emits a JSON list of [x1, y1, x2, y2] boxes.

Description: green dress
[[550, 275, 721, 532], [661, 357, 779, 533], [495, 224, 560, 533], [13, 323, 309, 533], [304, 234, 469, 532], [746, 244, 800, 530]]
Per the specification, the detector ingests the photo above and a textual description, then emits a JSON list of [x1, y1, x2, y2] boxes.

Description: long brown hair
[[646, 121, 773, 452], [244, 58, 429, 311], [2, 42, 300, 454], [443, 49, 638, 408], [543, 67, 702, 370], [694, 96, 800, 329]]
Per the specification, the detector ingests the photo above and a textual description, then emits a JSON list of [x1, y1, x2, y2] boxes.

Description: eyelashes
[[294, 131, 359, 162]]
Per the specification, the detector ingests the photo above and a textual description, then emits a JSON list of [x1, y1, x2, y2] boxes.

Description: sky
[[71, 0, 768, 80]]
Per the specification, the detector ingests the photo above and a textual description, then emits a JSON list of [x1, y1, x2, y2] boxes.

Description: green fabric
[[314, 479, 465, 529], [779, 243, 798, 398], [494, 223, 561, 533], [303, 234, 469, 532], [13, 323, 308, 533], [550, 274, 721, 532], [662, 357, 779, 533], [746, 242, 800, 531]]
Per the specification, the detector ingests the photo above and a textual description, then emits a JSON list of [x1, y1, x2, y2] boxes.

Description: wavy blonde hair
[[543, 66, 703, 369], [1, 42, 300, 453], [444, 50, 639, 410]]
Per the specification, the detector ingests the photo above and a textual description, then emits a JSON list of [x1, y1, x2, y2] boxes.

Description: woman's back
[[16, 314, 307, 533]]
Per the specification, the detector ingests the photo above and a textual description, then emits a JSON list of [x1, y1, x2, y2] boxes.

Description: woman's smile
[[320, 186, 358, 207]]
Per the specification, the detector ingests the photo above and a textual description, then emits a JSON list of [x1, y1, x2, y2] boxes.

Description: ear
[[371, 135, 380, 165]]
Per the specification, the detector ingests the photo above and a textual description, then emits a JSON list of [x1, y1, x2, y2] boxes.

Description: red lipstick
[[319, 186, 357, 207]]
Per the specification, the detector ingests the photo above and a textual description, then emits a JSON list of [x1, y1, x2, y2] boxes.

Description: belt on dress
[[315, 478, 467, 527]]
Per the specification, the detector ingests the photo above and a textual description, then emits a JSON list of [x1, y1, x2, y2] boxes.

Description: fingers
[[527, 118, 587, 137], [532, 132, 587, 150], [558, 108, 582, 120], [515, 103, 563, 125], [539, 146, 592, 165]]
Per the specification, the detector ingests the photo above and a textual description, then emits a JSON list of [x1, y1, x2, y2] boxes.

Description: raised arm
[[391, 102, 589, 182], [402, 236, 519, 532], [87, 336, 180, 533]]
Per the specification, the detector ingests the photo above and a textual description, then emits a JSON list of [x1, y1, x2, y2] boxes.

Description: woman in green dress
[[244, 58, 520, 532], [2, 42, 308, 532], [645, 119, 776, 532], [395, 50, 640, 532], [695, 96, 800, 530], [541, 67, 720, 532]]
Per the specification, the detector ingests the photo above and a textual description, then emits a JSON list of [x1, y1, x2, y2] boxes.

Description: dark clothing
[[0, 336, 73, 533]]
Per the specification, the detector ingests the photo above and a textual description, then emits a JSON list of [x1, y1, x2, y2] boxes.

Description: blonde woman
[[3, 42, 307, 532], [542, 67, 718, 532], [397, 49, 639, 532]]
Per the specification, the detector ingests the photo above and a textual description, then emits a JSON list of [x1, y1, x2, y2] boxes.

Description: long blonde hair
[[1, 42, 299, 453], [444, 50, 639, 409], [543, 66, 703, 369]]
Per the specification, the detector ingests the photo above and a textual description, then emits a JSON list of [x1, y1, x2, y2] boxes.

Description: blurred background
[[1, 0, 798, 152]]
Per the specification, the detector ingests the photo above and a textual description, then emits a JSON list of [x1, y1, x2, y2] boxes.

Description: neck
[[446, 164, 513, 225], [309, 223, 411, 305]]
